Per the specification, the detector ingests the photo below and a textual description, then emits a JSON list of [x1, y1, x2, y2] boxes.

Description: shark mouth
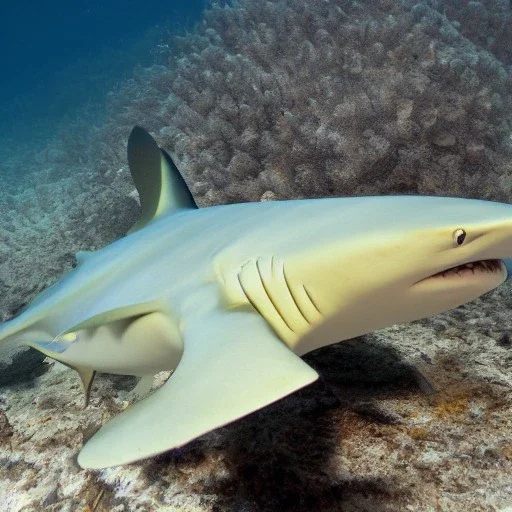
[[429, 259, 503, 279]]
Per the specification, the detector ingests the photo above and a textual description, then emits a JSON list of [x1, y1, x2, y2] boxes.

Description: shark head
[[283, 195, 511, 354]]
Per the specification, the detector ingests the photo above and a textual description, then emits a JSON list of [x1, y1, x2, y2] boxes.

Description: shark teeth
[[433, 259, 502, 278]]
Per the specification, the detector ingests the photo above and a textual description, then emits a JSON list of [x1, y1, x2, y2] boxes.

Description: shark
[[1, 126, 512, 469]]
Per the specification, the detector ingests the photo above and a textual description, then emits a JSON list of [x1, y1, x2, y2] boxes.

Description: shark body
[[1, 127, 512, 469]]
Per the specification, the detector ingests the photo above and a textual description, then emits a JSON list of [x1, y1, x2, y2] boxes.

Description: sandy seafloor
[[1, 263, 512, 511]]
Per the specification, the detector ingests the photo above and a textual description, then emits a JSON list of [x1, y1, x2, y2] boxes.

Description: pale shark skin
[[1, 126, 512, 470]]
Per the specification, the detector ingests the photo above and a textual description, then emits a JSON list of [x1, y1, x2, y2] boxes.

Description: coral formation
[[437, 0, 512, 65], [97, 0, 512, 205]]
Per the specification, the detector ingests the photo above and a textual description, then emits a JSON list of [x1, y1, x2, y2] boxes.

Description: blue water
[[0, 0, 206, 143]]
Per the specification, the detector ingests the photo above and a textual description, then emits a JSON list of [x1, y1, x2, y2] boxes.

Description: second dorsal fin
[[127, 126, 197, 234]]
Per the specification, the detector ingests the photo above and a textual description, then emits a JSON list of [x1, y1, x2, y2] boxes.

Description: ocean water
[[0, 0, 206, 146]]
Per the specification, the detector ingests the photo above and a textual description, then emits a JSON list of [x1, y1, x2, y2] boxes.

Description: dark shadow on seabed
[[143, 336, 423, 512], [0, 348, 48, 386]]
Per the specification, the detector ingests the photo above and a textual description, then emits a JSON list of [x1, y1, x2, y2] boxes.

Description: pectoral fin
[[77, 310, 318, 469]]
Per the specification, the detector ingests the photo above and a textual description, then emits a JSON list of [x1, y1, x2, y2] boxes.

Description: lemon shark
[[1, 126, 512, 470]]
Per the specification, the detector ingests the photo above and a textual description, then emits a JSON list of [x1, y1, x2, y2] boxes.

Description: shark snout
[[467, 220, 512, 263]]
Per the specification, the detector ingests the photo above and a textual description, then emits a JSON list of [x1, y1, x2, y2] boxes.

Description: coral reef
[[97, 0, 512, 205], [436, 0, 512, 65]]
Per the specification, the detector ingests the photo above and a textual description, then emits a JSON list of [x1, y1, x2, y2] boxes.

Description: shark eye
[[453, 228, 466, 247]]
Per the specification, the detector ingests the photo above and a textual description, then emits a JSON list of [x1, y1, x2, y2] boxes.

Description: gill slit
[[282, 263, 316, 324], [303, 284, 322, 316], [236, 272, 264, 318], [256, 258, 295, 333]]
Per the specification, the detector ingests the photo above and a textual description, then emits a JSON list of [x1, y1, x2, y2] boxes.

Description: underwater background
[[0, 0, 206, 145], [1, 0, 512, 510]]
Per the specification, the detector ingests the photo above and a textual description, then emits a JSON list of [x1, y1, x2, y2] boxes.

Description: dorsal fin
[[127, 126, 197, 234]]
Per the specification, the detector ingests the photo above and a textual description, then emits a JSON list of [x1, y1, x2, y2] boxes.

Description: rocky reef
[[437, 0, 512, 65]]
